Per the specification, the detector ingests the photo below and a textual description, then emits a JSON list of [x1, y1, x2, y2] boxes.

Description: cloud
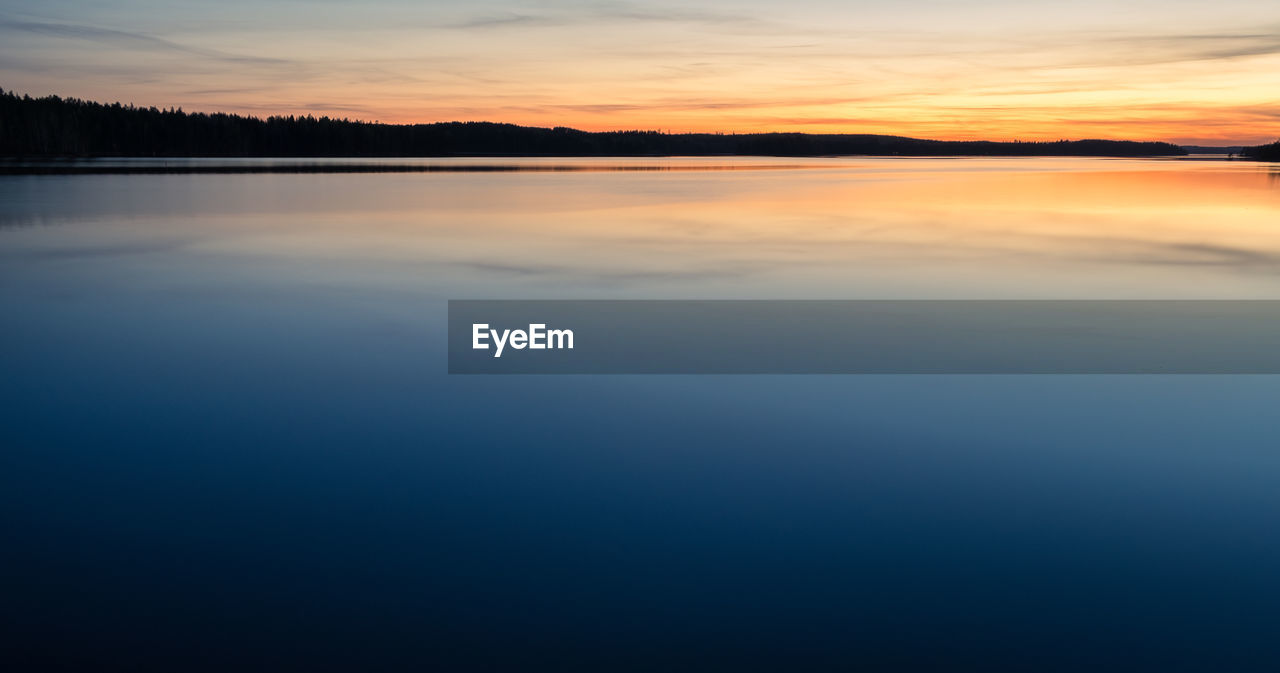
[[440, 13, 565, 30], [541, 96, 873, 114], [0, 19, 290, 66], [1111, 29, 1280, 62], [431, 2, 777, 33]]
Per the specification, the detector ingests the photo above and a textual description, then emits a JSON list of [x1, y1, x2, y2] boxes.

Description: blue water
[[3, 160, 1280, 671]]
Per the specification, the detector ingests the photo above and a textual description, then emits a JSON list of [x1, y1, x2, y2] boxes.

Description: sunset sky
[[2, 0, 1279, 144]]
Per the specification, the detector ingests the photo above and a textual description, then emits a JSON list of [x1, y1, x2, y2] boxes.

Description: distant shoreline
[[1, 89, 1199, 160], [0, 155, 1242, 176], [4, 89, 1277, 161]]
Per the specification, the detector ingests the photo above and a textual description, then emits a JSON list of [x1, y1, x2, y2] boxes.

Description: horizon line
[[4, 89, 1267, 148]]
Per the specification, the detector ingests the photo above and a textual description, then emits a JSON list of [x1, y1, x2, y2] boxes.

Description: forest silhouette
[[0, 89, 1225, 159], [1243, 140, 1280, 161]]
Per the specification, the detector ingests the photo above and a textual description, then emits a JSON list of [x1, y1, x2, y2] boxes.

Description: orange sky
[[3, 0, 1279, 144]]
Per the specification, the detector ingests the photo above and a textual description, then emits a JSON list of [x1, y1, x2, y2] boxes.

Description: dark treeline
[[2, 89, 1189, 158], [1242, 140, 1280, 161]]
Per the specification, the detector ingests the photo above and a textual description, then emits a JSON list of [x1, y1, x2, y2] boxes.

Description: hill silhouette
[[1242, 140, 1280, 161], [1, 89, 1189, 158]]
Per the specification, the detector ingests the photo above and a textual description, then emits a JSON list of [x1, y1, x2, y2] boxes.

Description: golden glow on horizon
[[188, 158, 1280, 298], [2, 1, 1279, 144]]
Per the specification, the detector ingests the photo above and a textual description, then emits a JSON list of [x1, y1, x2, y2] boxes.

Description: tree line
[[1241, 140, 1280, 161], [1, 89, 1196, 158]]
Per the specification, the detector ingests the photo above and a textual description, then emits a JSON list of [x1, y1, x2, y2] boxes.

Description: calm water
[[3, 157, 1280, 671]]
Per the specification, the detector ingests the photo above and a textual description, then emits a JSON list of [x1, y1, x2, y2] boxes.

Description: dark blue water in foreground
[[3, 161, 1280, 671]]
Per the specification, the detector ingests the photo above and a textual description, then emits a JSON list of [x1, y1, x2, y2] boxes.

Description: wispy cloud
[[0, 19, 289, 66], [431, 2, 779, 33], [440, 12, 565, 30], [1109, 28, 1280, 62]]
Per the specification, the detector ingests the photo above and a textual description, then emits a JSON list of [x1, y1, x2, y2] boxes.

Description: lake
[[3, 156, 1280, 671]]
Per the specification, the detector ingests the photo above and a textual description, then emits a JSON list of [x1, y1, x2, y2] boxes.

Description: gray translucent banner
[[448, 300, 1280, 374]]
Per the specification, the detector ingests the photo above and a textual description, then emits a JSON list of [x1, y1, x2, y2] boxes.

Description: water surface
[[3, 157, 1280, 671]]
